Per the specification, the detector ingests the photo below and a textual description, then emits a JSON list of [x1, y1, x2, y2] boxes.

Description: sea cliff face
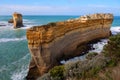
[[13, 12, 23, 28], [26, 13, 113, 79]]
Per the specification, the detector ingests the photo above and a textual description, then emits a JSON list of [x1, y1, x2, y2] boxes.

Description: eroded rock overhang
[[26, 13, 113, 79]]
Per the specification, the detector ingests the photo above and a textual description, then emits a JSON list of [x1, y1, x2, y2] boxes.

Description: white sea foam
[[11, 54, 30, 80], [0, 21, 8, 25], [89, 27, 120, 53], [0, 19, 34, 30], [0, 36, 26, 43], [20, 25, 34, 29], [61, 55, 86, 64], [0, 54, 30, 80], [111, 26, 120, 35], [61, 26, 120, 64], [89, 39, 108, 53], [0, 21, 13, 26], [11, 65, 29, 80]]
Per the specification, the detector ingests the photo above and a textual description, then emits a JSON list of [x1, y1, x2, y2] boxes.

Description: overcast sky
[[0, 0, 120, 15]]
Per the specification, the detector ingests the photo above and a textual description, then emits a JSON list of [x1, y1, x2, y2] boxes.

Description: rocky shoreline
[[38, 33, 120, 80], [26, 13, 113, 80]]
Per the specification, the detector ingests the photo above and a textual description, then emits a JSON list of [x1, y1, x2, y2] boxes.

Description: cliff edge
[[26, 13, 113, 80]]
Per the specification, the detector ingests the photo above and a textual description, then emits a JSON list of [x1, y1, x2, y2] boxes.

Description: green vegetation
[[107, 58, 117, 67], [49, 65, 64, 80], [39, 34, 120, 80], [103, 34, 120, 66], [64, 34, 120, 80], [103, 34, 120, 58], [86, 52, 98, 60]]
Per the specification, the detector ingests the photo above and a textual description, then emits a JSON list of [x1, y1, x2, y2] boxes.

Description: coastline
[[0, 15, 120, 80]]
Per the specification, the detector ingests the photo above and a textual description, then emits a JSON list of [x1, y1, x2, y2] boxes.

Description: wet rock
[[8, 19, 13, 23]]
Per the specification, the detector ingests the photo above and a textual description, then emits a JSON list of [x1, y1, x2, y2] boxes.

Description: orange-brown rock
[[8, 19, 13, 23], [26, 13, 113, 80], [13, 12, 23, 28]]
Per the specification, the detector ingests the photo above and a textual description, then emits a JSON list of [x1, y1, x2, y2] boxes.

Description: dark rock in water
[[0, 24, 6, 26], [26, 13, 113, 79], [8, 19, 13, 23], [13, 12, 23, 28]]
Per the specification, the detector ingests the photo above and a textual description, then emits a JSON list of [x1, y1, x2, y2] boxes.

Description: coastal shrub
[[105, 70, 113, 80], [39, 34, 120, 80], [64, 61, 82, 79], [64, 54, 109, 79], [38, 73, 50, 80], [80, 66, 102, 78], [49, 65, 64, 80], [107, 58, 117, 67], [103, 34, 120, 61], [86, 52, 98, 60]]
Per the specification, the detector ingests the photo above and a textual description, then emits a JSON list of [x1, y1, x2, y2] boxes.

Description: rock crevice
[[26, 13, 113, 79]]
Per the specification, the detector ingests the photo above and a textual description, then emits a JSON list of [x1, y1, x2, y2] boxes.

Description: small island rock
[[13, 12, 23, 28]]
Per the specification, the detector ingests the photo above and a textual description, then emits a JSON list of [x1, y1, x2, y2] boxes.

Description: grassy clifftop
[[38, 34, 120, 80]]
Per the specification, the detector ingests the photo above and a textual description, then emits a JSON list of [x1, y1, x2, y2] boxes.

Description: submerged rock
[[26, 13, 113, 80], [8, 19, 13, 23], [13, 12, 23, 28]]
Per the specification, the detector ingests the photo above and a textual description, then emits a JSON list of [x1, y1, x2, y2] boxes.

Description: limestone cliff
[[26, 13, 113, 79], [13, 12, 23, 28]]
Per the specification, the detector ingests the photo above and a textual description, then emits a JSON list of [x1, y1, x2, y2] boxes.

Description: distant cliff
[[26, 13, 113, 80]]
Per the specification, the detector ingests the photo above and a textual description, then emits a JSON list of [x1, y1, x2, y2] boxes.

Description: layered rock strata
[[13, 12, 23, 28], [26, 13, 113, 79]]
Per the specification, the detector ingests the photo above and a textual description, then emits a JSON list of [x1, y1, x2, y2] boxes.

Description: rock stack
[[26, 13, 113, 79], [12, 12, 23, 28]]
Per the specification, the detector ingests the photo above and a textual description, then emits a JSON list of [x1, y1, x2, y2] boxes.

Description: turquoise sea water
[[0, 15, 120, 80]]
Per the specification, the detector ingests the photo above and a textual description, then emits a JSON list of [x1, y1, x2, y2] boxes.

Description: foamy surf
[[0, 36, 26, 43], [11, 68, 28, 80], [0, 54, 30, 80], [89, 39, 108, 53], [111, 26, 120, 35], [0, 19, 34, 30], [11, 54, 30, 80], [61, 26, 120, 64], [19, 25, 34, 30], [0, 21, 13, 27], [89, 26, 120, 53]]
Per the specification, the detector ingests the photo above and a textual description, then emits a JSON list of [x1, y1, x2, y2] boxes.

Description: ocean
[[0, 15, 120, 80]]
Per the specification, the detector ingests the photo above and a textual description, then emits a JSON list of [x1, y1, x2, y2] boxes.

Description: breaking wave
[[0, 36, 26, 43]]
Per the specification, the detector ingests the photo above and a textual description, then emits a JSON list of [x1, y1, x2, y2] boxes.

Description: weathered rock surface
[[26, 13, 113, 79], [8, 19, 13, 23], [13, 12, 23, 28]]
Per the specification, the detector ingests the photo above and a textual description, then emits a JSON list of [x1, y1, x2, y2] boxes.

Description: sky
[[0, 0, 120, 15]]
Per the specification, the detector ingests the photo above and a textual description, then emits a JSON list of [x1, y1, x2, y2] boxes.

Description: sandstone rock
[[13, 12, 23, 28], [8, 19, 13, 23], [26, 13, 113, 80]]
